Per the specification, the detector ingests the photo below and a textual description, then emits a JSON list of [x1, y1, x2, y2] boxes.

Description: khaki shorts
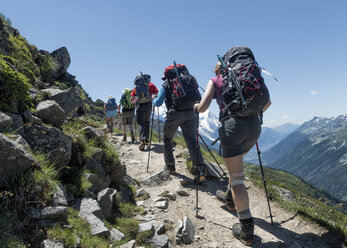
[[122, 111, 134, 125]]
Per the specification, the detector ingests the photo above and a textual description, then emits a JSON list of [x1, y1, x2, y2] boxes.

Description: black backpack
[[134, 73, 151, 104], [220, 46, 270, 117], [164, 63, 201, 111]]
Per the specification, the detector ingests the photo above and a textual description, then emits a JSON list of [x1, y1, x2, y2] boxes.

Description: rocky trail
[[108, 133, 345, 248]]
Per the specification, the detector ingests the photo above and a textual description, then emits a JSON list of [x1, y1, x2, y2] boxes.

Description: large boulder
[[79, 212, 110, 238], [36, 100, 65, 127], [97, 188, 117, 220], [4, 112, 23, 130], [15, 125, 72, 169], [0, 133, 37, 187], [50, 47, 71, 80], [79, 197, 104, 219], [84, 173, 111, 193], [41, 87, 83, 116], [0, 111, 12, 131]]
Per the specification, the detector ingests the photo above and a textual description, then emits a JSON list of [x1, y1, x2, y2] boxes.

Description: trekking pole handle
[[217, 55, 227, 68]]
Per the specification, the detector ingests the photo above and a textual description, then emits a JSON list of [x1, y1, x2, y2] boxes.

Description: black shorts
[[219, 115, 261, 158]]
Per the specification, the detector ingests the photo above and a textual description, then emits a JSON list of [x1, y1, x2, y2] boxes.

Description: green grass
[[245, 163, 347, 243], [47, 208, 110, 248]]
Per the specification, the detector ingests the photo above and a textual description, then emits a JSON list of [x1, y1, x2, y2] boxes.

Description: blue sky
[[1, 0, 346, 127]]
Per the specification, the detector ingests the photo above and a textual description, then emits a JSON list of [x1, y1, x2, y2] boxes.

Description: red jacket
[[131, 82, 159, 98]]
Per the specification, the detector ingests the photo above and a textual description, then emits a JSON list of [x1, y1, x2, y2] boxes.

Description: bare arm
[[263, 99, 271, 112], [195, 80, 215, 113]]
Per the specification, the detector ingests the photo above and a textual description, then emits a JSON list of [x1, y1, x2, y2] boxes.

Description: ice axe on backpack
[[217, 55, 246, 108], [173, 60, 187, 96]]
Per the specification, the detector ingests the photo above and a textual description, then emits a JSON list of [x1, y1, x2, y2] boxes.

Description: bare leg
[[224, 155, 249, 212]]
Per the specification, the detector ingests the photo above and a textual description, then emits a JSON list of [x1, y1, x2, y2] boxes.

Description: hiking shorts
[[122, 111, 134, 125], [219, 115, 261, 158], [106, 110, 117, 118]]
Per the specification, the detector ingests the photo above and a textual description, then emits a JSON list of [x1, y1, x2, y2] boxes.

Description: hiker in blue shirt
[[153, 64, 206, 184], [104, 96, 118, 133]]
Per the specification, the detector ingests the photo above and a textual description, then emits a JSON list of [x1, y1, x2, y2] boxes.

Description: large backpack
[[221, 46, 270, 117], [122, 89, 134, 110], [164, 63, 201, 111], [134, 73, 151, 104], [106, 97, 117, 110]]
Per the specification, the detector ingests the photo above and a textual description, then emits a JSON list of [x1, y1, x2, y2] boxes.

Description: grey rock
[[141, 170, 171, 186], [120, 240, 136, 248], [135, 214, 155, 222], [80, 198, 104, 219], [42, 87, 83, 116], [85, 159, 106, 177], [166, 193, 176, 201], [5, 112, 23, 130], [155, 200, 168, 209], [0, 111, 12, 130], [29, 88, 40, 99], [0, 133, 36, 187], [32, 115, 43, 125], [158, 190, 169, 197], [109, 228, 125, 241], [97, 188, 117, 220], [41, 239, 64, 248], [22, 109, 33, 123], [92, 149, 105, 161], [176, 216, 195, 245], [84, 190, 97, 199], [53, 184, 68, 206], [84, 173, 111, 193], [273, 186, 295, 202], [149, 235, 170, 248], [136, 201, 145, 206], [9, 134, 30, 151], [149, 220, 166, 235], [136, 188, 149, 198], [82, 126, 102, 140], [36, 100, 65, 127], [50, 47, 71, 80], [176, 187, 189, 196], [154, 197, 168, 202], [15, 125, 72, 169], [29, 206, 68, 221], [79, 212, 109, 238], [138, 222, 155, 237]]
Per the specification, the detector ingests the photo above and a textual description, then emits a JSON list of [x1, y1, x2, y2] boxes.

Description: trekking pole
[[198, 134, 228, 179], [134, 115, 138, 143], [256, 142, 274, 225], [146, 105, 155, 173], [157, 107, 161, 143], [195, 111, 201, 217]]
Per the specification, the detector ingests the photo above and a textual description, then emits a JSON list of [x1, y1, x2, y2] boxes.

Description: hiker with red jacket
[[131, 74, 158, 150], [153, 63, 206, 184], [194, 47, 271, 245]]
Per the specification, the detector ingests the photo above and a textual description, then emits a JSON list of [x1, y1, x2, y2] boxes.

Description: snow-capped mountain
[[157, 106, 220, 149]]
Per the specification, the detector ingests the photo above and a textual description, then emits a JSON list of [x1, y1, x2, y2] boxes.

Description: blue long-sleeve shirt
[[153, 86, 166, 107]]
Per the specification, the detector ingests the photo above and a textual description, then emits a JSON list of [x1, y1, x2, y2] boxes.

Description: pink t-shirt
[[211, 75, 225, 110]]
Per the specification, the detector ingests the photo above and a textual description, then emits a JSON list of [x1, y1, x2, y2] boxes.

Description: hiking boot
[[216, 187, 235, 210], [122, 134, 127, 142], [139, 141, 146, 150], [194, 171, 206, 184], [232, 218, 254, 246]]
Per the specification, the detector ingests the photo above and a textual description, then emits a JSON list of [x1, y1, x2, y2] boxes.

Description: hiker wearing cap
[[130, 74, 158, 150], [194, 57, 271, 245], [118, 88, 136, 143], [153, 63, 207, 184], [104, 96, 118, 133]]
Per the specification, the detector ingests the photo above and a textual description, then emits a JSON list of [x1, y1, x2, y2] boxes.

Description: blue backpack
[[106, 97, 117, 110], [134, 73, 151, 104]]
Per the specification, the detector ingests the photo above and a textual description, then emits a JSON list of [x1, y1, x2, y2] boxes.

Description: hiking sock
[[237, 209, 252, 220], [232, 217, 254, 246]]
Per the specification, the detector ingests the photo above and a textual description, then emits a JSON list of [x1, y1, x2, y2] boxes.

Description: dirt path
[[109, 134, 344, 248]]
